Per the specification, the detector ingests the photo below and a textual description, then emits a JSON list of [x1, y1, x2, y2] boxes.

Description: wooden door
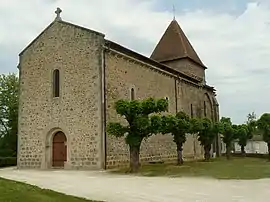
[[52, 132, 67, 168]]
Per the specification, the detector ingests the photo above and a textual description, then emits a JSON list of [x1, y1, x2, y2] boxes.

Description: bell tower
[[151, 19, 206, 82]]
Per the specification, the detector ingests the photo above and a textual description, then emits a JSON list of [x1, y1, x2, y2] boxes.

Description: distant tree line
[[0, 73, 18, 157]]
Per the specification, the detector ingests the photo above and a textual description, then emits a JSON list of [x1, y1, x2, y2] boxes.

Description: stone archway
[[203, 93, 213, 120], [52, 131, 67, 168]]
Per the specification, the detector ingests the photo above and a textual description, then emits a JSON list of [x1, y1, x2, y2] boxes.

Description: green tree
[[247, 112, 256, 123], [161, 111, 190, 165], [235, 112, 257, 156], [195, 118, 222, 161], [0, 73, 19, 157], [236, 124, 249, 156], [107, 98, 167, 172], [246, 112, 257, 139], [220, 117, 237, 159], [257, 113, 270, 160]]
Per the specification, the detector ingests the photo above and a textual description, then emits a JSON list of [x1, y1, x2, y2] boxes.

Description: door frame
[[52, 131, 67, 168], [44, 127, 69, 169]]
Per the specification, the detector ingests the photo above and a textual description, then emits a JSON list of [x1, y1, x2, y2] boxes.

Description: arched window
[[190, 104, 193, 118], [53, 69, 60, 97], [130, 88, 135, 100], [165, 97, 169, 112], [204, 101, 207, 117]]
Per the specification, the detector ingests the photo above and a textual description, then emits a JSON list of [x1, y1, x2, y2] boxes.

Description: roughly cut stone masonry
[[105, 50, 216, 168], [17, 20, 218, 170], [18, 21, 104, 169]]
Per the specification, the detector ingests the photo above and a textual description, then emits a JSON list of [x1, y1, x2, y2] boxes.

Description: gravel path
[[1, 167, 270, 202]]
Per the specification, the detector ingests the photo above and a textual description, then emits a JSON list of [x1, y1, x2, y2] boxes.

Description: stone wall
[[163, 59, 205, 81], [17, 21, 105, 169], [105, 49, 209, 168]]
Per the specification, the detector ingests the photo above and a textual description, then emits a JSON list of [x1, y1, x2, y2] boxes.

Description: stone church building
[[17, 8, 220, 170]]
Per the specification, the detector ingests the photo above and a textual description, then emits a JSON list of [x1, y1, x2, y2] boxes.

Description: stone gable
[[17, 21, 105, 169]]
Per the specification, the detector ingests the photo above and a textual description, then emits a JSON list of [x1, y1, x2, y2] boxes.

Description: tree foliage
[[195, 118, 222, 161], [160, 111, 190, 165], [0, 73, 19, 157], [190, 117, 223, 161], [246, 112, 257, 139], [107, 97, 168, 172], [257, 113, 270, 160], [219, 117, 237, 159], [236, 124, 249, 155]]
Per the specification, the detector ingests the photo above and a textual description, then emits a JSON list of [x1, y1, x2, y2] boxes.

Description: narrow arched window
[[130, 88, 135, 100], [190, 104, 193, 118], [165, 97, 169, 112], [204, 101, 207, 117], [53, 69, 60, 97]]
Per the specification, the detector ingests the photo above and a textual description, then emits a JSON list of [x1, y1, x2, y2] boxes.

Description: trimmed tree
[[107, 98, 167, 173], [236, 124, 249, 156], [195, 118, 222, 161], [220, 117, 237, 159], [257, 113, 270, 161], [161, 111, 190, 165]]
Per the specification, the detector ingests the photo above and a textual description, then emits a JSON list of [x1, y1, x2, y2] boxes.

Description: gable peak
[[150, 19, 206, 68]]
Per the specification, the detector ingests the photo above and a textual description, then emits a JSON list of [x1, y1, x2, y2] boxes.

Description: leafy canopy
[[236, 124, 249, 147], [196, 118, 213, 146], [0, 73, 19, 156], [107, 98, 168, 146], [160, 111, 190, 144], [257, 113, 270, 143], [219, 117, 237, 145], [246, 112, 257, 139]]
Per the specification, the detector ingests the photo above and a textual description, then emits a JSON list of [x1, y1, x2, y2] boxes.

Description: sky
[[0, 0, 270, 124]]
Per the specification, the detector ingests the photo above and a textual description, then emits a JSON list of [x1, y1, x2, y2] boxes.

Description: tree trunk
[[129, 145, 140, 173], [204, 144, 211, 161], [226, 144, 231, 160], [176, 142, 184, 165], [241, 145, 246, 156], [268, 143, 270, 161]]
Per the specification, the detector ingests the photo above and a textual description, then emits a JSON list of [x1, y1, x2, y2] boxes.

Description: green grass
[[0, 178, 102, 202], [112, 157, 270, 179]]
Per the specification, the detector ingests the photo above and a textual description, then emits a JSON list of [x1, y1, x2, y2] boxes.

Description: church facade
[[17, 9, 220, 170]]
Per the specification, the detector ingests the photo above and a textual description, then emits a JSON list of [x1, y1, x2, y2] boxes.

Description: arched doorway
[[52, 131, 67, 168]]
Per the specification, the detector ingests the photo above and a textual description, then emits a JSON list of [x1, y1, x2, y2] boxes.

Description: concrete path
[[1, 167, 270, 202]]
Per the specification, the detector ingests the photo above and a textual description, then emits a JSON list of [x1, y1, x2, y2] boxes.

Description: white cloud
[[0, 0, 270, 123]]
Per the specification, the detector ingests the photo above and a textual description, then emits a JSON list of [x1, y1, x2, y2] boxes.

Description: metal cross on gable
[[173, 5, 176, 20], [55, 7, 62, 21]]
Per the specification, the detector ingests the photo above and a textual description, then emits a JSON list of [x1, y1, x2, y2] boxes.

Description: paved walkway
[[1, 167, 270, 202]]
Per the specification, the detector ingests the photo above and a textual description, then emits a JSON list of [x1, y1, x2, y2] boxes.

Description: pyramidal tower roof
[[150, 19, 206, 68]]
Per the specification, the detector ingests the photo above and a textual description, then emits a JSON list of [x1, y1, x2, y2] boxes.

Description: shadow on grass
[[110, 157, 270, 180]]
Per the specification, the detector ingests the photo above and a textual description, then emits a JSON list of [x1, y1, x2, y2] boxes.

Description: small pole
[[173, 5, 176, 20]]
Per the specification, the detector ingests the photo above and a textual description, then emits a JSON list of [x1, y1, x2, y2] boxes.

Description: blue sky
[[0, 0, 270, 124], [155, 0, 251, 15]]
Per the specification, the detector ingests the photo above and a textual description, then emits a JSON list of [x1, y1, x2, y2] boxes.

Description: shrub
[[0, 149, 16, 157], [0, 157, 17, 168]]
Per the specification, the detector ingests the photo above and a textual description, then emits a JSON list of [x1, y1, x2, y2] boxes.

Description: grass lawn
[[112, 157, 270, 179], [0, 178, 102, 202]]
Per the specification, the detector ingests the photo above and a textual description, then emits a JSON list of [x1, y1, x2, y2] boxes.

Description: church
[[17, 8, 220, 169]]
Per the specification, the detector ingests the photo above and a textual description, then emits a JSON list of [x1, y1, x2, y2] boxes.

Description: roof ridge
[[174, 20, 187, 55]]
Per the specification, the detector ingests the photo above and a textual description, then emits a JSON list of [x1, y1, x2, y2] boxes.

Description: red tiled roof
[[150, 19, 206, 68]]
